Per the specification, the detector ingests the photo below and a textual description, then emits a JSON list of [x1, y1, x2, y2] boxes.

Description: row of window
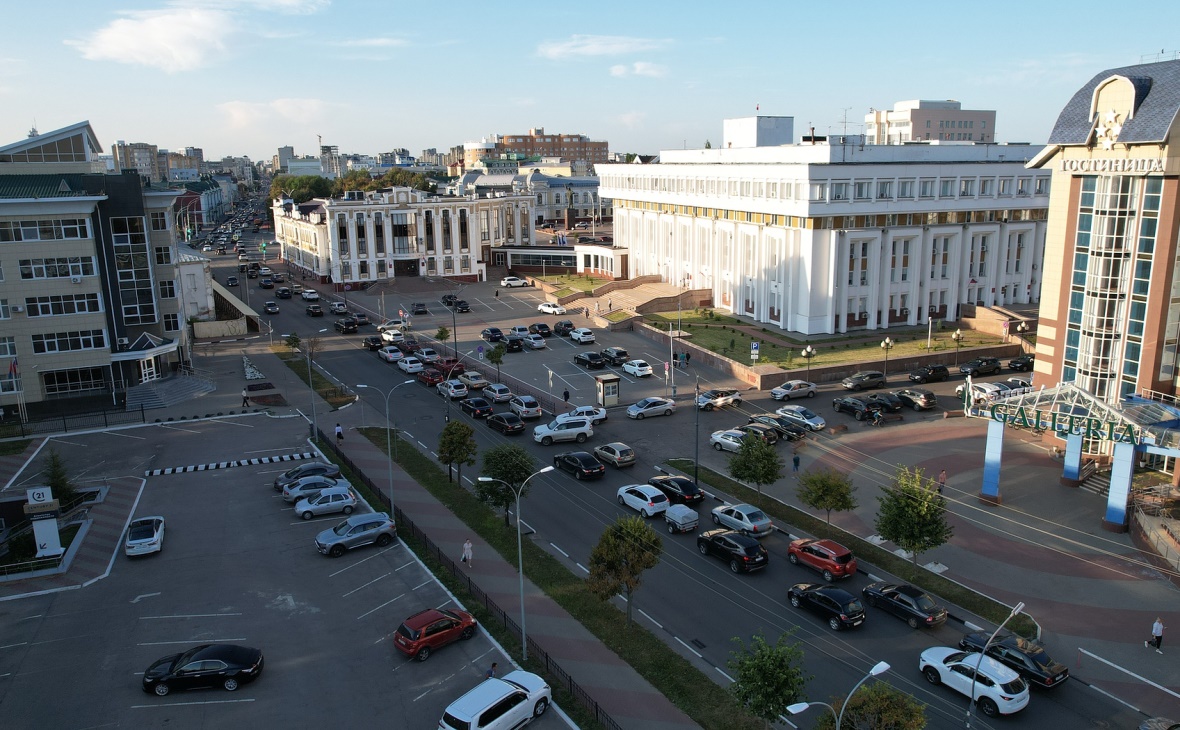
[[0, 218, 90, 242], [19, 257, 97, 279]]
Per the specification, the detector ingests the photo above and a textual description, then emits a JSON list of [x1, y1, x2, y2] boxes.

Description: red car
[[417, 368, 445, 386], [787, 538, 858, 582], [393, 608, 477, 661], [436, 357, 466, 376]]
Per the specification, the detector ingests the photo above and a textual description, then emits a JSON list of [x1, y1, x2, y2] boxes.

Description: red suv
[[394, 608, 477, 661], [788, 538, 858, 582]]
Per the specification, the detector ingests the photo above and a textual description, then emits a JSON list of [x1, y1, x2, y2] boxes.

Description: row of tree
[[267, 168, 437, 204]]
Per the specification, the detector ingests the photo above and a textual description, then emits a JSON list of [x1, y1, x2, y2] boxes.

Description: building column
[[868, 237, 882, 330], [1102, 441, 1136, 533], [979, 418, 1005, 505], [1060, 432, 1084, 486]]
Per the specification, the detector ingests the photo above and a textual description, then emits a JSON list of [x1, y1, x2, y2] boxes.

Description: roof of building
[[0, 173, 97, 199], [1048, 59, 1180, 145], [0, 120, 103, 158]]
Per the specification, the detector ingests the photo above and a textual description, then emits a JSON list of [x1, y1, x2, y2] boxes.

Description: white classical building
[[598, 128, 1051, 335]]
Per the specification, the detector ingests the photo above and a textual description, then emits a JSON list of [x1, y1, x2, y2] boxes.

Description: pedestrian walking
[[608, 298, 613, 312], [335, 423, 344, 444], [485, 662, 498, 678], [938, 469, 947, 494], [563, 389, 570, 404], [241, 388, 250, 407], [1148, 617, 1165, 653], [792, 453, 801, 475], [494, 289, 499, 298], [461, 539, 473, 567], [595, 301, 600, 314], [685, 351, 691, 366]]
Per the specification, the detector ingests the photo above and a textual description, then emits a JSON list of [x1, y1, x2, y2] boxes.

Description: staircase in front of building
[[124, 367, 216, 411]]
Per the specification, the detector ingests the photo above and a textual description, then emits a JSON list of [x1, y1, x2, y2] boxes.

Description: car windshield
[[520, 397, 537, 406], [396, 623, 420, 641], [843, 599, 865, 613], [332, 521, 354, 536], [744, 509, 767, 522], [617, 448, 634, 457], [832, 553, 852, 564], [544, 420, 560, 430], [742, 545, 763, 557]]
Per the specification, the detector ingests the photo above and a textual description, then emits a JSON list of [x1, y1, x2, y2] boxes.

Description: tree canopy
[[478, 444, 538, 527], [44, 448, 77, 506], [438, 420, 477, 484], [268, 174, 333, 203], [814, 681, 926, 730], [874, 466, 953, 568], [587, 515, 662, 625], [797, 466, 859, 524], [268, 168, 436, 204], [727, 631, 811, 727], [728, 434, 783, 497]]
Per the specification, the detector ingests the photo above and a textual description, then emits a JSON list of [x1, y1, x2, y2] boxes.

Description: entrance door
[[494, 252, 506, 267], [138, 358, 159, 384]]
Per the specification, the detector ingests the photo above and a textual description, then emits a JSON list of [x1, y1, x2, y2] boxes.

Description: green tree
[[814, 681, 926, 730], [728, 435, 783, 498], [438, 420, 477, 484], [284, 333, 301, 352], [268, 174, 333, 203], [435, 326, 450, 346], [478, 444, 537, 527], [587, 516, 662, 626], [727, 630, 811, 729], [44, 448, 78, 506], [797, 467, 858, 524], [486, 343, 506, 383], [874, 466, 953, 568]]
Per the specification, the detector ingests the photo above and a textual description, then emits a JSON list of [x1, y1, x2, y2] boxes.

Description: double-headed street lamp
[[951, 328, 964, 367], [477, 465, 556, 662], [801, 345, 816, 381], [356, 379, 416, 512], [1016, 321, 1029, 352], [786, 660, 891, 729], [880, 337, 893, 378], [966, 602, 1024, 729]]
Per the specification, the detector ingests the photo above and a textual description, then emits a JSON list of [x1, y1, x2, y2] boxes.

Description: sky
[[4, 1, 1180, 163]]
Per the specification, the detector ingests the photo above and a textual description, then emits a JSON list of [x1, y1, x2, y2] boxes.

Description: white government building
[[597, 117, 1052, 336]]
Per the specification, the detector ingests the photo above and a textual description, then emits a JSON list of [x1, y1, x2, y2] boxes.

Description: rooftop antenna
[[841, 107, 853, 137]]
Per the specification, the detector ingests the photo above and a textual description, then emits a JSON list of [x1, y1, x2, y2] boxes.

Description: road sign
[[478, 345, 485, 360], [664, 361, 670, 372], [548, 368, 554, 389], [751, 341, 760, 362]]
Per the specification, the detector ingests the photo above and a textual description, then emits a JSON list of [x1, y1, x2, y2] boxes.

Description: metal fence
[[0, 406, 147, 439], [317, 430, 623, 730]]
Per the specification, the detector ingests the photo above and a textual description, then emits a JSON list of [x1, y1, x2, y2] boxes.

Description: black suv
[[909, 364, 950, 383], [452, 300, 470, 313], [553, 320, 575, 336], [601, 347, 629, 365], [574, 352, 607, 369], [958, 632, 1070, 688], [528, 323, 552, 338], [648, 475, 703, 505], [1009, 354, 1035, 371], [504, 336, 524, 352], [832, 396, 883, 420], [788, 583, 865, 631], [333, 318, 358, 333], [441, 294, 457, 306], [866, 392, 903, 412], [960, 357, 1001, 376], [552, 451, 606, 480], [841, 371, 886, 391], [697, 529, 768, 574]]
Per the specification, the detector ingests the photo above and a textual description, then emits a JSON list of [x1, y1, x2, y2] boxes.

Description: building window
[[163, 313, 179, 331], [159, 280, 176, 298], [854, 182, 871, 200], [341, 262, 352, 280], [1017, 178, 1030, 195], [0, 336, 14, 356], [460, 255, 471, 272], [111, 216, 157, 325], [0, 218, 89, 242], [1034, 178, 1048, 195], [831, 182, 848, 201], [959, 179, 975, 196], [999, 178, 1012, 196], [43, 367, 107, 396], [31, 329, 107, 353], [154, 246, 172, 265], [876, 181, 893, 200], [898, 180, 914, 199], [939, 179, 955, 197], [919, 179, 935, 198], [0, 299, 8, 318], [980, 178, 994, 196], [18, 257, 96, 279], [150, 211, 168, 231], [809, 183, 826, 201]]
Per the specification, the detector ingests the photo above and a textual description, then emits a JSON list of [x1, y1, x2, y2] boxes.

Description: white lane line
[[343, 573, 390, 597], [418, 441, 428, 449], [288, 518, 337, 525], [412, 579, 431, 590], [48, 438, 88, 446], [159, 425, 202, 434], [0, 642, 28, 650], [130, 593, 161, 604], [430, 451, 438, 458], [402, 431, 415, 440], [715, 667, 734, 682], [17, 615, 42, 622], [549, 543, 569, 558], [357, 593, 406, 620], [102, 431, 147, 440], [139, 613, 243, 620], [638, 609, 663, 629], [675, 637, 703, 658], [462, 476, 473, 485], [575, 562, 589, 574], [327, 544, 402, 578], [137, 639, 246, 646], [413, 688, 432, 702], [395, 560, 416, 572], [131, 699, 256, 709]]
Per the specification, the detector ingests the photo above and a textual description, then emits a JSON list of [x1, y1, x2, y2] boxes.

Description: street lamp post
[[967, 602, 1024, 728], [1016, 321, 1029, 353], [952, 328, 964, 367], [477, 466, 556, 662], [356, 380, 416, 510], [801, 345, 816, 381], [786, 660, 890, 729], [880, 337, 894, 378], [693, 379, 701, 487]]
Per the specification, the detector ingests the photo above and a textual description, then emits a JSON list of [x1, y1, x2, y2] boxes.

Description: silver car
[[776, 404, 827, 431], [627, 397, 675, 419], [315, 513, 397, 557], [771, 380, 818, 400], [294, 487, 358, 520], [711, 503, 775, 537], [273, 461, 342, 491], [485, 383, 513, 403], [282, 474, 342, 503]]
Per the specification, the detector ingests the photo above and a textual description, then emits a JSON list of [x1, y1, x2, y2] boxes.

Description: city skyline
[[4, 1, 1180, 162]]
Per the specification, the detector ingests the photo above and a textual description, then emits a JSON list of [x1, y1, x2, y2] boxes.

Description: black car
[[909, 364, 950, 383], [361, 336, 383, 351], [841, 370, 886, 390], [441, 294, 458, 306], [553, 319, 575, 336], [552, 451, 606, 480], [487, 413, 525, 435], [601, 347, 629, 365], [350, 312, 370, 326], [504, 336, 525, 352], [411, 302, 429, 315], [453, 300, 470, 313], [788, 583, 866, 631], [480, 327, 504, 342], [459, 397, 494, 418], [399, 337, 421, 354], [748, 413, 807, 441], [306, 305, 324, 317], [528, 323, 552, 337], [832, 396, 883, 420], [861, 582, 947, 629], [273, 461, 342, 491], [334, 318, 358, 333], [1009, 354, 1035, 371], [259, 278, 274, 289], [276, 287, 292, 299], [894, 388, 936, 411], [574, 352, 607, 369], [225, 276, 239, 286], [697, 529, 768, 573], [246, 269, 259, 279], [735, 422, 779, 445], [958, 632, 1070, 688], [142, 643, 264, 696], [865, 392, 903, 412], [648, 475, 704, 505], [263, 301, 279, 314], [960, 357, 1001, 376]]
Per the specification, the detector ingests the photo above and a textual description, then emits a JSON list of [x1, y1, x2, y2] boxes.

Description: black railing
[[0, 406, 147, 439]]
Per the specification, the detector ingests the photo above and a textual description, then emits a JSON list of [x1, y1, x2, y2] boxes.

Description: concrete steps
[[125, 374, 216, 411]]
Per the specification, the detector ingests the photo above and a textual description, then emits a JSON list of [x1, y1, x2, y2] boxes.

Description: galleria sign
[[989, 403, 1138, 445], [1060, 157, 1165, 174]]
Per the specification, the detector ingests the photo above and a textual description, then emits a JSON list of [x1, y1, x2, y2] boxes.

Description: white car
[[557, 405, 607, 425], [711, 503, 775, 536], [485, 383, 513, 403], [533, 418, 592, 445], [419, 348, 441, 364], [771, 380, 818, 400], [510, 395, 543, 419], [622, 359, 653, 377], [329, 301, 349, 315], [125, 516, 166, 557], [293, 487, 357, 521], [500, 276, 529, 288], [258, 266, 272, 276], [376, 319, 408, 333], [776, 404, 827, 431], [919, 647, 1030, 717], [397, 356, 424, 374], [301, 289, 320, 301], [524, 334, 547, 349], [627, 397, 675, 419], [201, 244, 212, 252], [508, 325, 531, 337], [378, 346, 404, 363], [439, 670, 551, 730], [381, 328, 405, 343], [710, 429, 746, 452], [438, 380, 468, 399], [569, 328, 595, 344], [537, 302, 566, 315], [616, 485, 670, 518]]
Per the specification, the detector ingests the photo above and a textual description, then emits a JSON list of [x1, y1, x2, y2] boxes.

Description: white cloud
[[617, 111, 647, 128], [231, 0, 329, 13], [334, 37, 407, 48], [537, 35, 668, 60], [609, 61, 667, 78], [217, 98, 333, 129], [65, 7, 231, 73]]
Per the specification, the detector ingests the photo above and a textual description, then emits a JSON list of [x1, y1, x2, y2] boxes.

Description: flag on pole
[[7, 358, 17, 378]]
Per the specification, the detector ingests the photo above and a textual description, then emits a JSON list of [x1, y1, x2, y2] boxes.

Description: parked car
[[697, 529, 768, 573], [510, 395, 543, 419], [697, 388, 743, 411], [861, 582, 947, 628], [958, 632, 1070, 688], [459, 371, 489, 390], [528, 322, 552, 338], [648, 475, 703, 505], [419, 348, 441, 364], [832, 395, 882, 420], [558, 405, 607, 425], [381, 328, 405, 344], [788, 583, 866, 631], [282, 475, 342, 503], [1007, 377, 1032, 389], [452, 300, 470, 312], [293, 487, 357, 520], [329, 301, 349, 314], [573, 352, 607, 369], [919, 648, 1029, 716], [627, 397, 675, 419], [459, 397, 494, 418], [361, 336, 383, 351], [537, 302, 566, 314], [533, 418, 592, 445], [788, 538, 858, 581], [142, 644, 264, 696], [438, 670, 551, 730], [1009, 354, 1036, 371], [508, 325, 531, 337], [553, 319, 575, 336], [909, 364, 950, 383], [376, 319, 407, 333], [735, 422, 779, 445], [246, 269, 259, 279], [378, 346, 404, 363], [315, 513, 397, 557], [125, 516, 166, 557], [411, 302, 429, 315], [622, 359, 653, 377], [500, 276, 528, 288], [616, 484, 670, 517], [865, 392, 904, 412], [771, 380, 818, 400], [552, 451, 606, 480], [397, 356, 424, 374], [436, 357, 465, 376], [417, 368, 445, 386], [711, 503, 774, 536], [480, 327, 504, 342], [601, 347, 630, 365], [441, 293, 458, 306], [394, 607, 478, 662], [960, 357, 1002, 376], [775, 404, 826, 431], [894, 388, 937, 411], [524, 334, 547, 349], [842, 370, 887, 390], [273, 461, 342, 491], [305, 304, 324, 317], [504, 336, 525, 352], [709, 429, 746, 452], [437, 380, 468, 399], [487, 412, 526, 435], [594, 442, 636, 468], [569, 328, 595, 344], [333, 318, 358, 334], [742, 413, 805, 441], [484, 383, 513, 403]]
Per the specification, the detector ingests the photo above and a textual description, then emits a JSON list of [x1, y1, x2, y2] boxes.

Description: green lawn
[[271, 346, 357, 408], [0, 439, 32, 456], [603, 310, 633, 322], [534, 274, 603, 292], [646, 309, 745, 327]]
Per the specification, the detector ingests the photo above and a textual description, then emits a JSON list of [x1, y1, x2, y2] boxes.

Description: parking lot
[[0, 419, 565, 729]]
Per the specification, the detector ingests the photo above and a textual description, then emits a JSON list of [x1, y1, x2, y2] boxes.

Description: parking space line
[[638, 609, 663, 629], [575, 562, 589, 574], [549, 543, 569, 558], [412, 579, 431, 591], [342, 573, 390, 597], [0, 642, 28, 651], [716, 667, 735, 682], [48, 438, 87, 447], [288, 517, 341, 525], [159, 425, 202, 434], [675, 637, 704, 658], [131, 698, 256, 709], [137, 638, 246, 646], [356, 593, 405, 620], [103, 431, 147, 440], [139, 613, 243, 620], [327, 544, 402, 578], [395, 560, 415, 572]]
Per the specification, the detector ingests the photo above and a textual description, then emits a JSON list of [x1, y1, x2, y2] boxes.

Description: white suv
[[569, 328, 595, 343], [919, 647, 1029, 717], [500, 276, 528, 288], [300, 289, 320, 301], [533, 418, 592, 445], [439, 670, 551, 730]]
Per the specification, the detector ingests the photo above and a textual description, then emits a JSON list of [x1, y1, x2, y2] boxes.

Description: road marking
[[395, 560, 415, 571], [159, 425, 202, 434], [675, 637, 703, 658], [715, 667, 734, 682], [139, 613, 242, 620], [575, 562, 589, 574], [638, 609, 662, 629], [549, 543, 569, 558], [413, 689, 432, 702], [48, 438, 87, 446], [412, 579, 431, 590], [16, 614, 42, 622], [343, 573, 390, 597], [0, 642, 28, 650], [130, 593, 161, 604], [103, 431, 147, 440], [131, 699, 256, 709], [327, 544, 402, 578], [356, 593, 406, 620], [137, 639, 246, 646]]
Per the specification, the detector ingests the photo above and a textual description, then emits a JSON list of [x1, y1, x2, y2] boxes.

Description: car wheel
[[575, 471, 583, 480], [822, 569, 834, 582], [663, 409, 672, 416], [807, 391, 815, 398], [865, 595, 877, 607], [618, 495, 626, 506], [376, 533, 394, 547], [977, 698, 999, 717], [223, 677, 239, 691], [854, 411, 864, 421], [704, 404, 714, 411], [908, 617, 920, 629], [912, 403, 923, 412], [729, 560, 741, 573], [329, 544, 346, 557], [636, 412, 645, 420], [788, 553, 799, 564], [533, 698, 549, 717], [642, 509, 653, 518], [153, 683, 170, 696], [712, 514, 721, 524], [416, 646, 432, 661], [575, 433, 587, 443], [828, 617, 842, 631], [789, 594, 801, 608], [714, 442, 724, 451], [301, 511, 314, 520], [852, 384, 862, 391], [669, 523, 676, 534], [460, 626, 475, 640], [541, 436, 553, 446], [343, 505, 354, 515], [923, 667, 941, 685]]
